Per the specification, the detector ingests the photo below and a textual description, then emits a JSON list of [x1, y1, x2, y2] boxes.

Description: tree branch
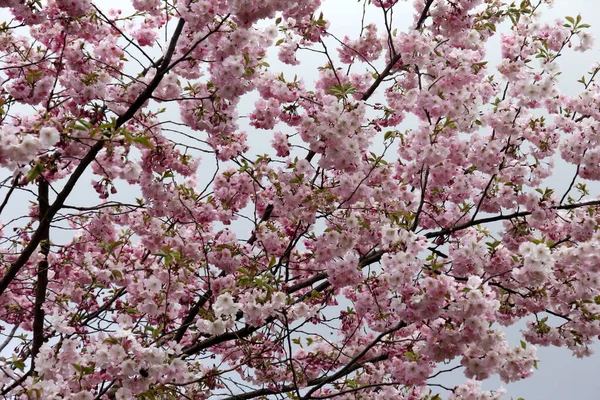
[[0, 173, 20, 217], [220, 354, 389, 400], [0, 140, 105, 296], [174, 290, 212, 343], [416, 0, 436, 30], [411, 166, 429, 232], [30, 179, 50, 367], [424, 199, 600, 239], [0, 14, 192, 296], [301, 321, 406, 399]]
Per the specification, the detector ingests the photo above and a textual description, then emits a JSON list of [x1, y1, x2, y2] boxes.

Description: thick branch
[[182, 316, 276, 356], [31, 179, 50, 366], [285, 272, 328, 294], [174, 290, 212, 343], [360, 52, 402, 102], [285, 249, 385, 295], [416, 0, 435, 30]]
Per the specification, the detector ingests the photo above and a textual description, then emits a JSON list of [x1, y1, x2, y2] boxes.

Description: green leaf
[[132, 136, 154, 149], [26, 163, 44, 183], [12, 359, 25, 371], [327, 82, 357, 99]]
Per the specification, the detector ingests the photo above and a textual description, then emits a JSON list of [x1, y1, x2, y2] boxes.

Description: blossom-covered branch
[[0, 0, 599, 399]]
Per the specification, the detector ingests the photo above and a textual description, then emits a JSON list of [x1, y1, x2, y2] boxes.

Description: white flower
[[121, 359, 137, 376], [33, 343, 55, 377], [71, 391, 94, 400], [270, 292, 287, 310], [290, 302, 311, 319], [196, 318, 232, 335], [39, 127, 60, 147], [11, 135, 42, 164], [381, 226, 399, 247], [213, 292, 240, 317], [466, 276, 483, 290], [264, 25, 278, 39], [121, 162, 141, 181], [95, 348, 110, 368], [211, 319, 226, 335], [144, 275, 162, 294], [116, 313, 133, 328], [196, 319, 211, 333], [519, 242, 553, 285], [48, 310, 75, 335], [109, 345, 127, 362], [520, 242, 551, 262], [116, 387, 133, 400]]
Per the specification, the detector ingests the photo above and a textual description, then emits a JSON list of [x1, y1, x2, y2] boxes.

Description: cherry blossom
[[0, 0, 600, 399]]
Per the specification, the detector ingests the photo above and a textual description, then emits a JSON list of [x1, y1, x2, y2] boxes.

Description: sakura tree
[[0, 0, 598, 398]]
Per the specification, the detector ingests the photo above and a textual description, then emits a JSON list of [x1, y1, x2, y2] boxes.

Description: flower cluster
[[1, 0, 600, 399]]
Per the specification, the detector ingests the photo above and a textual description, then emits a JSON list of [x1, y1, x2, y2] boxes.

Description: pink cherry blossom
[[0, 0, 600, 399]]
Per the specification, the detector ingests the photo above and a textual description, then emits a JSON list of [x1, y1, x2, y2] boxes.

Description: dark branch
[[0, 14, 192, 296], [0, 173, 20, 217], [301, 321, 406, 399], [416, 0, 436, 30], [174, 290, 212, 343], [31, 179, 50, 367], [220, 354, 389, 400], [424, 199, 600, 239]]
